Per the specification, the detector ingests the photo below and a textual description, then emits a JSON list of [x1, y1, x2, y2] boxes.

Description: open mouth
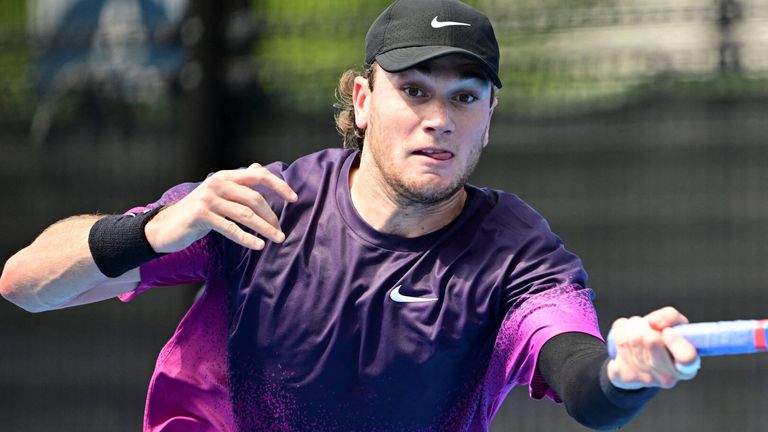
[[413, 149, 454, 161]]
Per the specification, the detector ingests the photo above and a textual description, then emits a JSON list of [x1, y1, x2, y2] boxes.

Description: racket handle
[[607, 319, 768, 358]]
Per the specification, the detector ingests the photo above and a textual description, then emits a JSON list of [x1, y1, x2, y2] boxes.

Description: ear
[[353, 76, 370, 130], [482, 96, 498, 148]]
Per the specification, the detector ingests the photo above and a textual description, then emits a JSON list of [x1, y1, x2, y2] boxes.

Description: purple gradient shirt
[[121, 148, 602, 431]]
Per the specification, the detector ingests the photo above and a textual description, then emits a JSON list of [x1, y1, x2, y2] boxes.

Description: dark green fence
[[2, 1, 768, 431]]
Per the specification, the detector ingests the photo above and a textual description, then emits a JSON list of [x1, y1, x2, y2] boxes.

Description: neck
[[349, 156, 467, 238]]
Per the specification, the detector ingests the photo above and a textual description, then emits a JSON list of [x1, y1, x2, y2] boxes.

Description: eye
[[456, 93, 477, 104], [403, 87, 425, 97]]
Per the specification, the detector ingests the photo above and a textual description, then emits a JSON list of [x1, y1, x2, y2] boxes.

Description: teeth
[[422, 149, 439, 153]]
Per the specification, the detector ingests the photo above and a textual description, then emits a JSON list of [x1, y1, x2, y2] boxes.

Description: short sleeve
[[119, 236, 216, 301], [504, 284, 602, 398], [117, 181, 216, 302], [502, 217, 588, 311], [481, 216, 604, 415], [481, 284, 603, 419]]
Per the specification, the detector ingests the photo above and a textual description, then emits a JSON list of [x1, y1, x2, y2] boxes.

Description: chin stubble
[[370, 137, 482, 207]]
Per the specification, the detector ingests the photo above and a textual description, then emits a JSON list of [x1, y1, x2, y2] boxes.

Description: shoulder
[[124, 182, 201, 213], [467, 185, 554, 240], [271, 148, 355, 178], [463, 186, 579, 279], [264, 148, 355, 201]]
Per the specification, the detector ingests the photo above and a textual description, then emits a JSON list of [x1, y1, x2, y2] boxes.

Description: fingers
[[645, 306, 689, 330], [646, 306, 700, 377], [207, 211, 266, 251], [608, 317, 658, 389], [212, 197, 286, 244], [608, 312, 699, 389], [662, 327, 700, 378], [673, 356, 701, 378], [661, 326, 697, 364], [218, 163, 299, 203], [196, 163, 297, 250], [218, 182, 281, 230], [149, 163, 298, 253]]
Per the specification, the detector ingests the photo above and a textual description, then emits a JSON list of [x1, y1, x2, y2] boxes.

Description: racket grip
[[607, 319, 768, 358]]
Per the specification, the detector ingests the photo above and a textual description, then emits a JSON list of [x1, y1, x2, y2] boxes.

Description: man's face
[[353, 54, 497, 206]]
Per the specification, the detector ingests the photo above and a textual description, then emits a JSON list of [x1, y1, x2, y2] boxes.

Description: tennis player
[[0, 0, 699, 430]]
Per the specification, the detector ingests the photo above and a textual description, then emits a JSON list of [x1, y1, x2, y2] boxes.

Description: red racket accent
[[754, 320, 768, 351]]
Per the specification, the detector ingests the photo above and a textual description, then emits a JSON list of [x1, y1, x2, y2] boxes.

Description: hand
[[607, 306, 700, 390], [145, 163, 298, 253]]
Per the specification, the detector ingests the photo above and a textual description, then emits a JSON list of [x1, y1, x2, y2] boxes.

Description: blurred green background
[[2, 0, 768, 431]]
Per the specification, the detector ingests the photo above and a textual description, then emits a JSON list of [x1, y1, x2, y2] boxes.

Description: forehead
[[386, 54, 491, 84]]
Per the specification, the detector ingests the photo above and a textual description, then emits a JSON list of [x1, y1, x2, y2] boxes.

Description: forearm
[[538, 332, 658, 430], [1, 164, 295, 312], [0, 215, 139, 312]]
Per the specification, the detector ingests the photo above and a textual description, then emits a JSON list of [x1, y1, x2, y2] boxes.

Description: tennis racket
[[608, 319, 768, 357], [607, 319, 768, 374]]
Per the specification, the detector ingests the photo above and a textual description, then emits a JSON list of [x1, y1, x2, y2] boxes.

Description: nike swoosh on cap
[[430, 16, 471, 28], [389, 285, 438, 303]]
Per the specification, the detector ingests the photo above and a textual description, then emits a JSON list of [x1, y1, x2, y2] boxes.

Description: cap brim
[[375, 46, 502, 88]]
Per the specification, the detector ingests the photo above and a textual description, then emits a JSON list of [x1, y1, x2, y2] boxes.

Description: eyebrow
[[408, 63, 491, 85]]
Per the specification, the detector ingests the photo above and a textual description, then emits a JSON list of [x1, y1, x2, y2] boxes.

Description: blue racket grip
[[607, 319, 768, 358]]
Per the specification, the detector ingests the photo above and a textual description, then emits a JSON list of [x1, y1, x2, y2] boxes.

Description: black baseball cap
[[365, 0, 502, 88]]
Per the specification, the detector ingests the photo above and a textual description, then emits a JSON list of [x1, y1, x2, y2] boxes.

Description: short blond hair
[[334, 65, 375, 150]]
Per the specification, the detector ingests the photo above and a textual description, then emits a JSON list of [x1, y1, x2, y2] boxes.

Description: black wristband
[[88, 206, 166, 278]]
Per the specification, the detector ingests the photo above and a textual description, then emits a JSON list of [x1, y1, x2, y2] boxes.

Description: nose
[[421, 98, 454, 136]]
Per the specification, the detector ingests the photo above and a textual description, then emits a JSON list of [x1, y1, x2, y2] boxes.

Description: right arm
[[0, 163, 297, 313], [0, 215, 140, 312]]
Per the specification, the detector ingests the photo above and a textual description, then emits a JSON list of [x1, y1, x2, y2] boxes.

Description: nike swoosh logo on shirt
[[431, 16, 471, 28], [389, 285, 438, 303]]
